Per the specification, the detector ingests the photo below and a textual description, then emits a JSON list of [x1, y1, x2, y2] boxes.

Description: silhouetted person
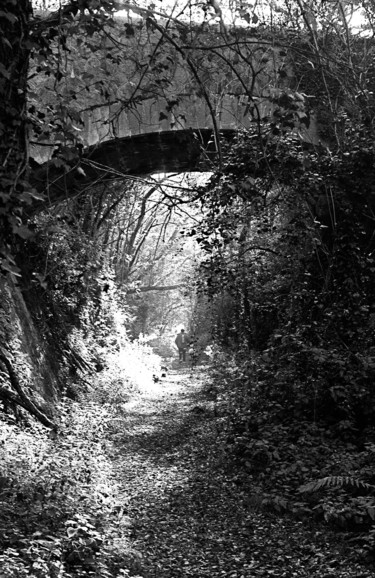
[[175, 328, 188, 362]]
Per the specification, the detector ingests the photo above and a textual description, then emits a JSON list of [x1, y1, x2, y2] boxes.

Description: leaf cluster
[[0, 397, 137, 578]]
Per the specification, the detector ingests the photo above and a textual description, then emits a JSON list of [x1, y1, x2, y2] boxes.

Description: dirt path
[[112, 365, 372, 578]]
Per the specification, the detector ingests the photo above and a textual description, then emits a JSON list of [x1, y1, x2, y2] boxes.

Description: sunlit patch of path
[[112, 364, 372, 578]]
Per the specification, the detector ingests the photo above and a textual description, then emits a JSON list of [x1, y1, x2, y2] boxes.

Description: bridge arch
[[30, 128, 236, 210]]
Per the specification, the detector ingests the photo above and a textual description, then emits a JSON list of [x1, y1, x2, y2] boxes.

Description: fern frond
[[298, 476, 375, 494]]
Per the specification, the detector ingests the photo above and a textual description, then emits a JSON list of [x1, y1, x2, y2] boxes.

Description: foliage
[[186, 25, 375, 552], [0, 401, 135, 577], [0, 0, 32, 276], [4, 0, 375, 571], [0, 327, 162, 577], [299, 476, 375, 495], [99, 354, 375, 578], [206, 348, 375, 560], [98, 176, 200, 338], [16, 204, 132, 387], [191, 94, 375, 416]]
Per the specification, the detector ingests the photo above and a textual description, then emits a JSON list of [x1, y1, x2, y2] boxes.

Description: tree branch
[[149, 18, 223, 168]]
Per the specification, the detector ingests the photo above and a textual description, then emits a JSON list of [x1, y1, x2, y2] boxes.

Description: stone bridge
[[31, 18, 321, 209], [31, 128, 234, 208]]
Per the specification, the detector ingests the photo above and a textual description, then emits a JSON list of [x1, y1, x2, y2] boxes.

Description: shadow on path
[[112, 366, 371, 578]]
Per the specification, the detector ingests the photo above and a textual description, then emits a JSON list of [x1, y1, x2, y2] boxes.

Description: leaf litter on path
[[111, 366, 374, 578]]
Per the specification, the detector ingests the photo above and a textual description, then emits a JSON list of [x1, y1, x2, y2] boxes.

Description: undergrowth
[[208, 349, 375, 563], [0, 337, 161, 578]]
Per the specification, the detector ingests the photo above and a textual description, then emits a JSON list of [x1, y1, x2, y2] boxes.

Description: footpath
[[111, 365, 373, 578]]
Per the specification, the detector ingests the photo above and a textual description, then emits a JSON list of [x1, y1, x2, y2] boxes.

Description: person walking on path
[[175, 328, 189, 362]]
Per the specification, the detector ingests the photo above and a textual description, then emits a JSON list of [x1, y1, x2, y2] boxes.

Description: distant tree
[[92, 175, 200, 337]]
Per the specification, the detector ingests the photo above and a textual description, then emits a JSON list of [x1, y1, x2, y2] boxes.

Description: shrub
[[0, 393, 137, 577]]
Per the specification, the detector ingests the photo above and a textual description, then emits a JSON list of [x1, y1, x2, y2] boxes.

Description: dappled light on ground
[[111, 365, 372, 578]]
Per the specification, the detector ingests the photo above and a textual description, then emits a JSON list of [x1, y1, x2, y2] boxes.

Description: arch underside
[[30, 129, 236, 211]]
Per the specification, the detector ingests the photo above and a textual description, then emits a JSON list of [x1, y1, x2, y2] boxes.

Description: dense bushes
[[190, 106, 375, 559], [208, 349, 375, 560], [192, 114, 375, 416], [0, 402, 129, 577], [0, 336, 162, 578]]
